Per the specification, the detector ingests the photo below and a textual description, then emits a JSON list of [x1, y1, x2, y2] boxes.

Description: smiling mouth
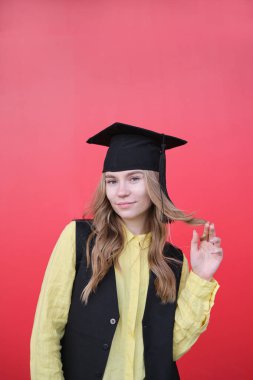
[[116, 202, 135, 206]]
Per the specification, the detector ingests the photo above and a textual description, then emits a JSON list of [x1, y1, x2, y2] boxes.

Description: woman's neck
[[121, 217, 150, 235]]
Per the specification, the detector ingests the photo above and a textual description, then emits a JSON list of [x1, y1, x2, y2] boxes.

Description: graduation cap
[[86, 122, 187, 223]]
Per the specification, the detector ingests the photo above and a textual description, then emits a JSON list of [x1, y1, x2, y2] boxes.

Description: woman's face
[[105, 170, 152, 223]]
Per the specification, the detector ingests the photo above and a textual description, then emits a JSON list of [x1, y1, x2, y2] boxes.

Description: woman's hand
[[190, 221, 223, 281]]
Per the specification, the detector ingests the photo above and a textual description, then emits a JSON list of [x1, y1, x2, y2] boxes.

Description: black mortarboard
[[86, 122, 187, 223]]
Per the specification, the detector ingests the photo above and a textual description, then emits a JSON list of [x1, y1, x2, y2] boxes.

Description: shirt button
[[103, 343, 109, 350], [110, 318, 116, 325]]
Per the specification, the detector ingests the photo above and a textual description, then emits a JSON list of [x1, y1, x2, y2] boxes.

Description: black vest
[[61, 220, 183, 380]]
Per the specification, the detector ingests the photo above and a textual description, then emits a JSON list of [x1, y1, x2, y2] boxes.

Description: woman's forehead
[[104, 170, 144, 178]]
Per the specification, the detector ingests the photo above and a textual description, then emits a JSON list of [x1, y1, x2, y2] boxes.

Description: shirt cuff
[[187, 270, 220, 300]]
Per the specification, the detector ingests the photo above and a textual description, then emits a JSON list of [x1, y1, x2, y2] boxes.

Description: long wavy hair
[[81, 170, 206, 304]]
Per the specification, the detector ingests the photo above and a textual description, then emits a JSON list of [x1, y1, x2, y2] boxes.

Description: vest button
[[103, 343, 109, 350], [110, 318, 116, 325]]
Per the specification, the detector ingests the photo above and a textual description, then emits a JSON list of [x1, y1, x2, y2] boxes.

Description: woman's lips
[[116, 202, 135, 208]]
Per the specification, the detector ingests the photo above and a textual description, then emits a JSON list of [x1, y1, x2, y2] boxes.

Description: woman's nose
[[117, 181, 130, 196]]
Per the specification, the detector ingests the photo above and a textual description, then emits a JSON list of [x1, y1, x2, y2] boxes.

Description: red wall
[[1, 1, 252, 379]]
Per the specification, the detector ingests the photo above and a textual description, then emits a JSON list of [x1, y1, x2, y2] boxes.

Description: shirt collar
[[122, 222, 152, 249]]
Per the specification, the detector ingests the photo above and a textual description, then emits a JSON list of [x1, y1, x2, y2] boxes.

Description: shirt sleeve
[[173, 253, 220, 361], [30, 221, 76, 380]]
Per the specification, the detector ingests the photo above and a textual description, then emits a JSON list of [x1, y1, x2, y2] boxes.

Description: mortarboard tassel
[[159, 134, 174, 224]]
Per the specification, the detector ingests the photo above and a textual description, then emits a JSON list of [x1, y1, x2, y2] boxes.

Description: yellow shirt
[[30, 221, 220, 380]]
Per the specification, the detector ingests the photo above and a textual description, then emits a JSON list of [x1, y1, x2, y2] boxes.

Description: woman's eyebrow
[[105, 174, 116, 178], [105, 170, 143, 178], [126, 171, 143, 176]]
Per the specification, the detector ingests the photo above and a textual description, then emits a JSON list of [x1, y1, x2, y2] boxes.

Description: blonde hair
[[81, 170, 206, 304]]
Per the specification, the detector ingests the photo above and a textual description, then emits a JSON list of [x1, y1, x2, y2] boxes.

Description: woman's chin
[[117, 211, 147, 222]]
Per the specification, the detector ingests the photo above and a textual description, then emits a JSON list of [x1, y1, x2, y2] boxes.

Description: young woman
[[30, 122, 223, 380]]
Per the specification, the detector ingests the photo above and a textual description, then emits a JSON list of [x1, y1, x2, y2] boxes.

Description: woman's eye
[[106, 180, 117, 184], [130, 177, 140, 182]]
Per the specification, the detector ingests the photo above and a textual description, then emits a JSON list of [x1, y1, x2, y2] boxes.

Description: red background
[[1, 1, 252, 379]]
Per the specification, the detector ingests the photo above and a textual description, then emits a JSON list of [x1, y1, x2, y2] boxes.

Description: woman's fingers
[[212, 247, 223, 256], [209, 236, 221, 247], [200, 221, 216, 242], [200, 221, 209, 241], [209, 223, 216, 240]]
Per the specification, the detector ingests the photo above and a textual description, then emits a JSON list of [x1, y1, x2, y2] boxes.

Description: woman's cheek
[[105, 187, 112, 201]]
